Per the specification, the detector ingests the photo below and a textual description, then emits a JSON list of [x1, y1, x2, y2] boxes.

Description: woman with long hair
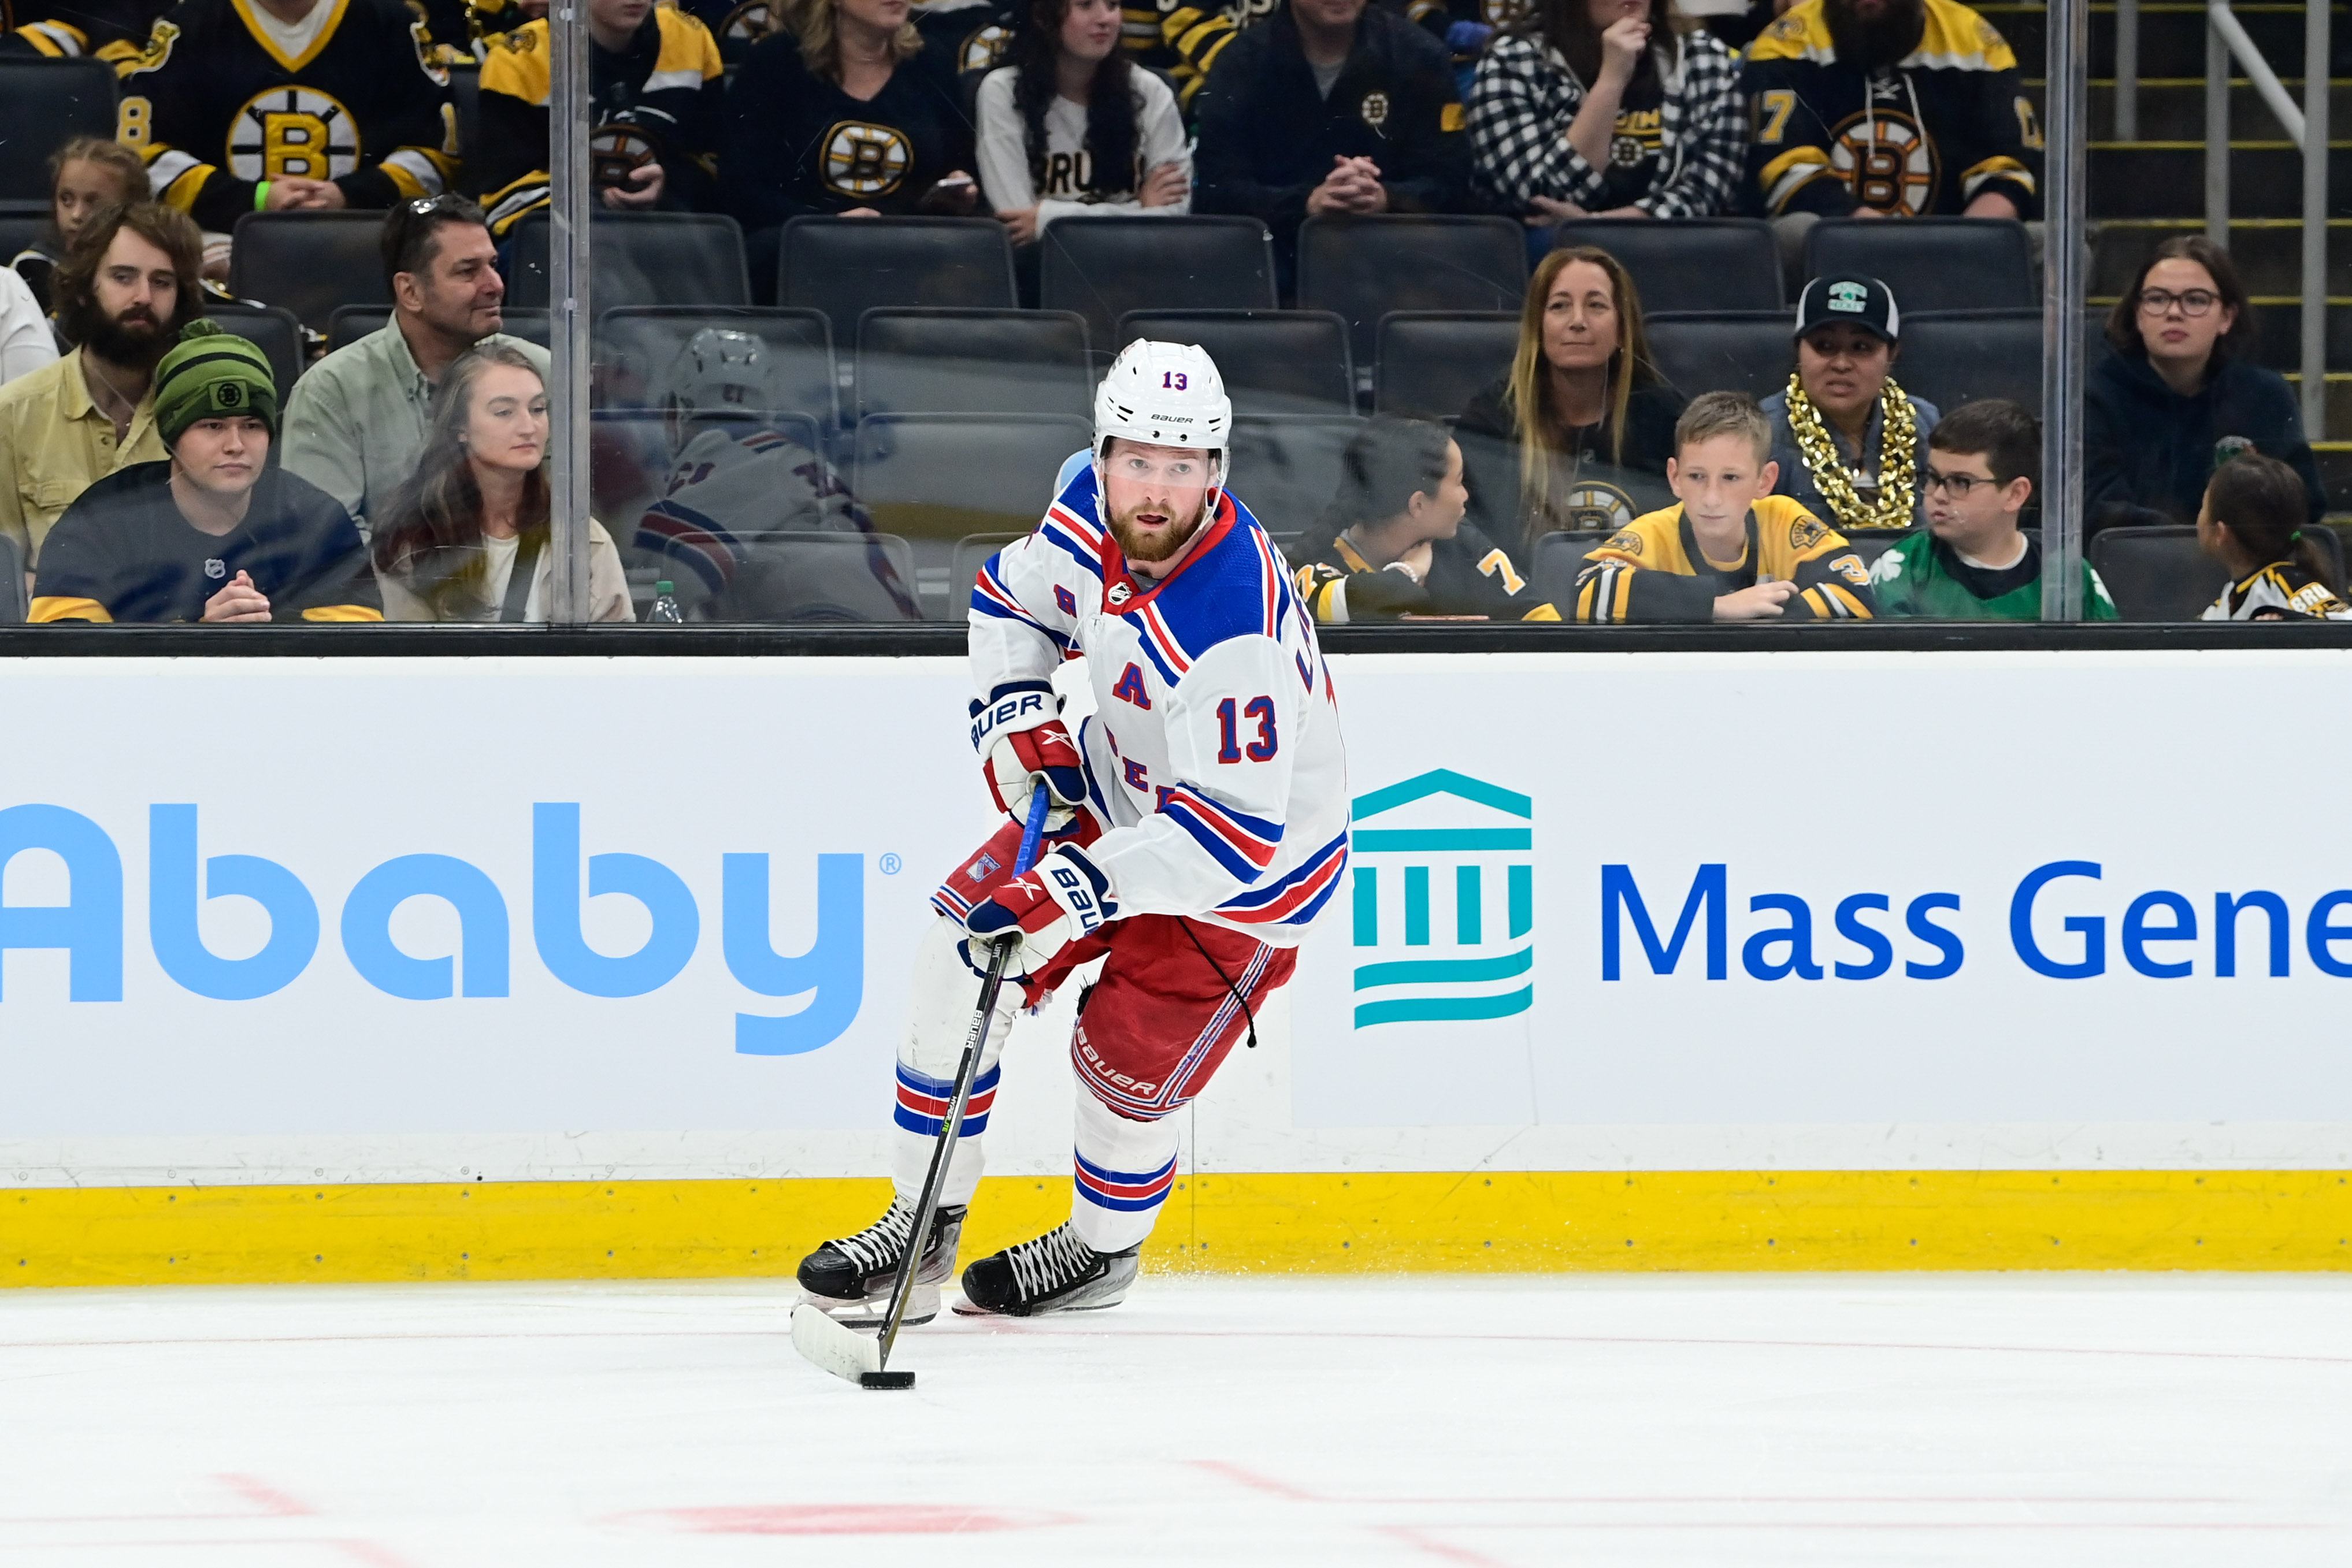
[[2088, 235, 2326, 535], [372, 345, 633, 622], [1290, 415, 1562, 622], [1454, 245, 1684, 558], [2197, 451, 2350, 620], [976, 0, 1190, 249], [1468, 0, 1744, 229]]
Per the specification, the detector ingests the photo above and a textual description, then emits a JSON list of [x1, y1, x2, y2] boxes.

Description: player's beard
[[1106, 496, 1208, 566], [1824, 0, 1926, 71]]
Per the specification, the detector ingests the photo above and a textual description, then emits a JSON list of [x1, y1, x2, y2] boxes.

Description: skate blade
[[950, 1290, 1127, 1318], [797, 1285, 939, 1330]]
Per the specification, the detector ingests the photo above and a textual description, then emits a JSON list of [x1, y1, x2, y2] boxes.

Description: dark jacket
[[2084, 348, 2327, 534], [1454, 374, 1685, 561], [1191, 1, 1470, 270], [721, 33, 974, 231]]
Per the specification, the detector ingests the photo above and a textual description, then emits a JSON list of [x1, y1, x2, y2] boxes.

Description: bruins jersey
[[1739, 0, 2039, 218], [472, 6, 723, 236], [116, 0, 458, 232], [1573, 495, 1876, 622], [1125, 0, 1260, 114], [914, 0, 1016, 76], [2201, 560, 2352, 622], [1292, 522, 1562, 623], [1, 0, 170, 57]]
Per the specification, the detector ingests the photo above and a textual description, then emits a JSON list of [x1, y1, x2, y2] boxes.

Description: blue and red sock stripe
[[1073, 1147, 1179, 1213], [894, 1062, 1001, 1137]]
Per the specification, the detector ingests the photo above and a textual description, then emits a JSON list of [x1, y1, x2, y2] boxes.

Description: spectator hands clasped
[[202, 570, 272, 625], [1307, 155, 1387, 217]]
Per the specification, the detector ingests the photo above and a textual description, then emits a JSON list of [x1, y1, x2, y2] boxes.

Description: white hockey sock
[[891, 918, 1024, 1209], [1069, 1087, 1180, 1254]]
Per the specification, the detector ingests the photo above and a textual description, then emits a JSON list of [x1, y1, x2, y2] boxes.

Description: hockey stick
[[792, 783, 1053, 1391]]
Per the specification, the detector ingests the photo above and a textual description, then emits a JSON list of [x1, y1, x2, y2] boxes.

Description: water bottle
[[647, 579, 684, 624]]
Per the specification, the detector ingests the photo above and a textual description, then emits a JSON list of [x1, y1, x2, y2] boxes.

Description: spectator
[[11, 138, 148, 314], [1192, 0, 1470, 286], [29, 321, 380, 622], [0, 270, 58, 386], [473, 0, 726, 238], [1290, 414, 1563, 621], [1869, 397, 2114, 620], [281, 196, 551, 534], [1572, 388, 1875, 621], [1761, 273, 1937, 533], [914, 0, 1020, 76], [0, 202, 200, 568], [372, 344, 633, 622], [1741, 0, 2039, 266], [1468, 0, 1744, 236], [1453, 244, 1682, 556], [2198, 451, 2351, 622], [976, 0, 1192, 251], [632, 328, 919, 618], [1, 0, 170, 58], [113, 0, 458, 228], [2086, 236, 2324, 536], [721, 0, 978, 300], [688, 0, 791, 62]]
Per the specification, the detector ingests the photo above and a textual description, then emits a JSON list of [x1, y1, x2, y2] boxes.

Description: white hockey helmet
[[1093, 338, 1231, 471], [664, 328, 779, 421]]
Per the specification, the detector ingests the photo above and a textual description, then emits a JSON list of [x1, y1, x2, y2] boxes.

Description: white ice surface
[[2, 1274, 2348, 1566]]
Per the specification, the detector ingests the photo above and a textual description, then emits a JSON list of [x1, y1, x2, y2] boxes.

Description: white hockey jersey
[[965, 466, 1350, 946]]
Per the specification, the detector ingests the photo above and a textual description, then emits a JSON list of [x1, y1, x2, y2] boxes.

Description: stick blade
[[792, 1302, 891, 1385]]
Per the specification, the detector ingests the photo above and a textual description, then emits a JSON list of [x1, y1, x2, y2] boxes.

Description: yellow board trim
[[7, 1170, 2350, 1287]]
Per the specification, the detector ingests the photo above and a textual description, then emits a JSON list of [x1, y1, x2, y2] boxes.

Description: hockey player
[[114, 0, 459, 229], [796, 339, 1348, 1320], [1574, 389, 1876, 622]]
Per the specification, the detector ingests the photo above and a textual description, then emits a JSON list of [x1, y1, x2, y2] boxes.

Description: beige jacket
[[376, 518, 635, 622], [0, 348, 168, 564]]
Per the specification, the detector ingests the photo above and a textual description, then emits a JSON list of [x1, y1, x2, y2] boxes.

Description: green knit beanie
[[153, 319, 278, 448]]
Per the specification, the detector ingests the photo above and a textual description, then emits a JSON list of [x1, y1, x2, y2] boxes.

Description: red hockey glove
[[963, 846, 1117, 979], [970, 680, 1086, 824]]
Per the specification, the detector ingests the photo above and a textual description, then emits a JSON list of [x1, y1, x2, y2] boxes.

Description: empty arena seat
[[859, 309, 1089, 419], [1375, 312, 1520, 422], [718, 531, 923, 623], [780, 216, 1016, 339], [327, 305, 552, 354], [1296, 215, 1526, 372], [229, 211, 392, 333], [2087, 526, 2229, 621], [1549, 218, 1781, 314], [1803, 217, 2036, 312], [1643, 312, 1797, 402], [0, 60, 118, 203], [599, 306, 833, 425], [204, 304, 306, 402], [1890, 310, 2043, 417], [1118, 310, 1352, 417], [509, 211, 750, 310], [0, 531, 25, 623], [1225, 415, 1365, 532], [1041, 215, 1275, 351], [855, 412, 1092, 543], [0, 212, 47, 268], [1531, 530, 1610, 608], [951, 531, 1026, 615]]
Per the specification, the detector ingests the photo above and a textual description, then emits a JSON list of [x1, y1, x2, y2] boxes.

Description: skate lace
[[833, 1201, 917, 1274], [1007, 1224, 1094, 1300]]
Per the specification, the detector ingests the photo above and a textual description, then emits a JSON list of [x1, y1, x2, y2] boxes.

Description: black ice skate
[[795, 1199, 966, 1328], [955, 1222, 1140, 1317]]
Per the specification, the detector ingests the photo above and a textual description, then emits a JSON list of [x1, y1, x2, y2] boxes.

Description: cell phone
[[934, 173, 974, 191]]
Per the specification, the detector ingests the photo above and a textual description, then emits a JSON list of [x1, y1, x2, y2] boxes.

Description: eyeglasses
[[1922, 469, 1994, 497], [2137, 288, 2220, 317]]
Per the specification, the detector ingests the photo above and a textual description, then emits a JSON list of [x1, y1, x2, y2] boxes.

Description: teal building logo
[[1348, 770, 1533, 1027]]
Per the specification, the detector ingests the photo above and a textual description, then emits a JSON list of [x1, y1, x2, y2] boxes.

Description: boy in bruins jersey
[[1740, 0, 2039, 221], [114, 0, 458, 231], [473, 0, 724, 237], [1575, 389, 1876, 623]]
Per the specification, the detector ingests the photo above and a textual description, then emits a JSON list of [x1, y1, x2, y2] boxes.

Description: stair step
[[2087, 143, 2352, 218], [2024, 80, 2352, 142], [2092, 220, 2352, 295], [1983, 2, 2327, 81], [2283, 373, 2352, 430]]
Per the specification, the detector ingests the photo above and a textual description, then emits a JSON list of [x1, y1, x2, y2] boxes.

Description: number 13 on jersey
[[1215, 696, 1277, 763]]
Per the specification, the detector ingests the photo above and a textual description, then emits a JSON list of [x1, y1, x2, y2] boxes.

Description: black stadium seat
[[1643, 312, 1796, 402], [2087, 526, 2229, 621], [327, 305, 552, 355], [598, 306, 833, 425], [780, 215, 1015, 340], [1296, 215, 1525, 373], [1375, 312, 1519, 422], [1837, 529, 1912, 571], [1042, 215, 1275, 351], [1549, 217, 1781, 314], [1118, 310, 1353, 417], [859, 308, 1089, 419], [1804, 217, 2036, 312], [1531, 530, 1609, 608], [0, 212, 48, 267], [229, 211, 391, 333], [855, 413, 1093, 612], [205, 304, 306, 403], [0, 60, 118, 204], [951, 531, 1026, 615], [1226, 415, 1364, 532], [1891, 310, 2044, 417], [509, 211, 750, 310], [0, 531, 25, 623]]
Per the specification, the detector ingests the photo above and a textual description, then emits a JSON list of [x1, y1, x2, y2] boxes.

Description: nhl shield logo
[[1107, 582, 1133, 605], [203, 558, 227, 580], [1359, 91, 1390, 129]]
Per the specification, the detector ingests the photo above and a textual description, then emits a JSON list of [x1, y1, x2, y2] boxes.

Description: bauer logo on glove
[[963, 846, 1118, 979], [969, 679, 1088, 824]]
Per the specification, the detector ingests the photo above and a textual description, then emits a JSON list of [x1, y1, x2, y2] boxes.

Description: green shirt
[[1868, 530, 2117, 620]]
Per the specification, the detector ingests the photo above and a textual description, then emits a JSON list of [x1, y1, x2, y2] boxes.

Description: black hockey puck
[[859, 1370, 917, 1389]]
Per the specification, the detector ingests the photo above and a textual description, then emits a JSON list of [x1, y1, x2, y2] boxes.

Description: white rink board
[[3, 650, 2351, 1186]]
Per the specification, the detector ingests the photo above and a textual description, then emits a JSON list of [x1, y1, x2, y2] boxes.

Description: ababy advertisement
[[4, 649, 2352, 1183]]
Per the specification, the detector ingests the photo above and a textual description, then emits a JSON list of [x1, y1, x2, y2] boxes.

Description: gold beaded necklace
[[1783, 372, 1918, 532]]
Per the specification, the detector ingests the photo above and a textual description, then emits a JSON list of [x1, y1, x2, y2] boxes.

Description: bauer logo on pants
[[1346, 770, 1532, 1028]]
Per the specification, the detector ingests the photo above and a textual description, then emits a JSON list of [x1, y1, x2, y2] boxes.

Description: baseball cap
[[1795, 274, 1900, 343]]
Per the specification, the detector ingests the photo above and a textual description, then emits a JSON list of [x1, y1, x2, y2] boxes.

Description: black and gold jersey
[[1572, 494, 1876, 622], [1129, 0, 1260, 115], [473, 5, 724, 236], [1292, 521, 1562, 623], [1, 0, 170, 57], [914, 0, 1017, 77], [1738, 0, 2039, 218], [2201, 560, 2352, 622], [116, 0, 458, 232]]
